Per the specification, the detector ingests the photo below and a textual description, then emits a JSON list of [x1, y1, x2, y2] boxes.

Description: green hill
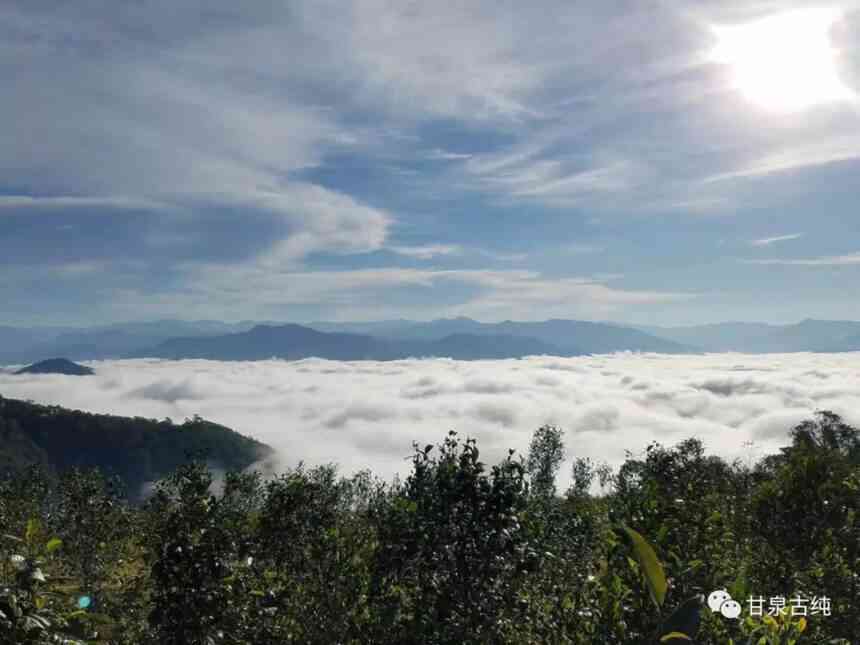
[[0, 394, 272, 500]]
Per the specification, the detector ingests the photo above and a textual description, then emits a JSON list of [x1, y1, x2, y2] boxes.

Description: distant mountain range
[[312, 317, 690, 354], [2, 317, 860, 364], [636, 319, 860, 353], [0, 320, 260, 363], [130, 324, 584, 361]]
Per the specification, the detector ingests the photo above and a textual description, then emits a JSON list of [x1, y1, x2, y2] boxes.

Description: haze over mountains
[[637, 319, 860, 353], [0, 320, 261, 363], [2, 317, 860, 364], [131, 324, 580, 361], [311, 317, 686, 352]]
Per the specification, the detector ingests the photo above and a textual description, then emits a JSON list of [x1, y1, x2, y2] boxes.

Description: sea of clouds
[[2, 354, 859, 486]]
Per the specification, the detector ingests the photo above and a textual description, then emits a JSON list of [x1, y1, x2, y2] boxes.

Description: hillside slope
[[0, 395, 271, 499]]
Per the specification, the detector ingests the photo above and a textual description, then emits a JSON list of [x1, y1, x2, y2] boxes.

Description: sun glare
[[710, 9, 854, 112]]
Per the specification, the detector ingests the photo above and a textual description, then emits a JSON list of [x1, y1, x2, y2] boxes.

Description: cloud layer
[[3, 353, 859, 485]]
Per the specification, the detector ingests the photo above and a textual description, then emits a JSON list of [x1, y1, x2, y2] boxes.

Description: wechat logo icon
[[708, 589, 741, 619]]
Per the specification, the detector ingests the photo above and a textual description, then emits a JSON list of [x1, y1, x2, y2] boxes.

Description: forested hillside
[[0, 395, 271, 499], [1, 411, 856, 644]]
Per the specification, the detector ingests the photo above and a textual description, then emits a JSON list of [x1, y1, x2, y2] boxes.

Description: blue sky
[[2, 0, 859, 326]]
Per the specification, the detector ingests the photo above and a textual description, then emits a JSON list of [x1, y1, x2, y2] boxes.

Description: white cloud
[[749, 233, 804, 247], [0, 4, 393, 265], [425, 149, 474, 161], [388, 246, 528, 263], [4, 353, 858, 485], [389, 244, 463, 259], [248, 186, 393, 264], [445, 275, 696, 321], [48, 261, 111, 278], [704, 135, 860, 183], [0, 195, 172, 213], [741, 252, 860, 266], [295, 0, 547, 121]]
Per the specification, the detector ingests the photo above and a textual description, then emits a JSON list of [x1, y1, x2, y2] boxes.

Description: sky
[[2, 354, 859, 487], [2, 1, 860, 326]]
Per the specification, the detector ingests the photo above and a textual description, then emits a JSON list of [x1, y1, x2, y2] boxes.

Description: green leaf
[[728, 569, 748, 601], [796, 617, 806, 633], [25, 518, 41, 544], [661, 633, 692, 642], [45, 538, 62, 554], [686, 559, 703, 571], [617, 524, 667, 608]]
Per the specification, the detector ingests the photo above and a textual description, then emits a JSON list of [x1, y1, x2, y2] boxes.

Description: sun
[[710, 9, 855, 112]]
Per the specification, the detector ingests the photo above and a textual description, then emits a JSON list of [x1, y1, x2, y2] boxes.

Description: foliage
[[0, 411, 857, 644], [526, 424, 565, 499], [370, 433, 530, 643], [0, 520, 80, 644]]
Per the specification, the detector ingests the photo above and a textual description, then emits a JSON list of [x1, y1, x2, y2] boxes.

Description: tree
[[370, 432, 531, 643], [526, 424, 565, 499]]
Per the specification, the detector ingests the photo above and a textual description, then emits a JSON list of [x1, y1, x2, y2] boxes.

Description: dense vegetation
[[1, 411, 857, 644], [0, 395, 271, 499]]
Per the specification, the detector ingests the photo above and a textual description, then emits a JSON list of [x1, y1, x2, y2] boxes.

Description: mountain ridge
[[6, 317, 860, 364], [130, 324, 587, 361], [307, 318, 691, 356], [0, 394, 272, 500]]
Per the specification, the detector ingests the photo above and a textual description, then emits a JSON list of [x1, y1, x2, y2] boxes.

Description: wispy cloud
[[462, 142, 649, 209], [741, 252, 860, 266], [704, 136, 860, 184], [99, 265, 694, 323], [388, 245, 528, 262], [425, 149, 473, 161], [389, 244, 463, 259], [0, 195, 172, 213], [474, 249, 529, 263], [447, 275, 696, 321], [750, 233, 804, 247], [561, 243, 605, 255]]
